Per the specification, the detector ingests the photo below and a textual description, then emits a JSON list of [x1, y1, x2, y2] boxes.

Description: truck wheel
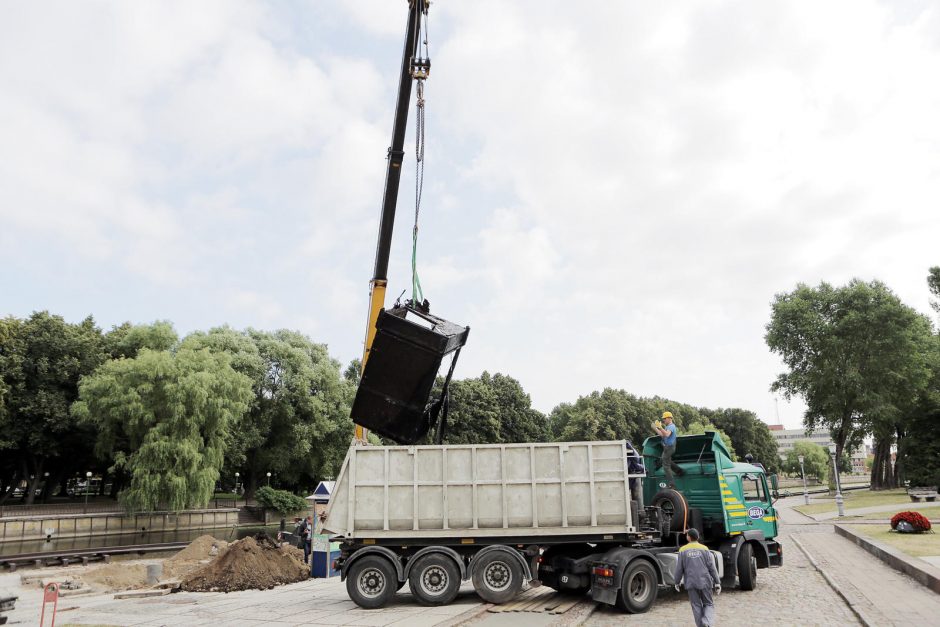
[[651, 489, 688, 533], [408, 554, 461, 606], [616, 560, 658, 614], [472, 551, 523, 604], [347, 555, 398, 609], [737, 542, 757, 591]]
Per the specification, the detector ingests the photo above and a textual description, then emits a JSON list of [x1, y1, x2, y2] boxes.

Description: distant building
[[769, 427, 867, 474]]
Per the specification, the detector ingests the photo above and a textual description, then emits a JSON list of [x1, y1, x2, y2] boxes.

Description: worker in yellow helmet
[[652, 411, 684, 486]]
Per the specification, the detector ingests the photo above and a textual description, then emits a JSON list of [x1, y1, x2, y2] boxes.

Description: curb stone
[[790, 534, 874, 627]]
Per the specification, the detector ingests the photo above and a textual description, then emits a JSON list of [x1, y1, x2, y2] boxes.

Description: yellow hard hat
[[662, 411, 673, 419]]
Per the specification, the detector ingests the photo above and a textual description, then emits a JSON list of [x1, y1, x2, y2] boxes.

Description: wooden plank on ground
[[549, 597, 583, 614]]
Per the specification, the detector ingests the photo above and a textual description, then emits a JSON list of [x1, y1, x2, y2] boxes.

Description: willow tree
[[73, 347, 252, 512]]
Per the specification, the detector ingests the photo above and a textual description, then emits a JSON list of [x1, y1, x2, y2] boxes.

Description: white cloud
[[3, 0, 939, 430]]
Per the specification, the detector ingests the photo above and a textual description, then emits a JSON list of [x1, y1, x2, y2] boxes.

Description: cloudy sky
[[3, 1, 939, 428]]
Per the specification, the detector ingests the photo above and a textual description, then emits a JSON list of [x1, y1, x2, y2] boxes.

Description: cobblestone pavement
[[586, 528, 860, 626]]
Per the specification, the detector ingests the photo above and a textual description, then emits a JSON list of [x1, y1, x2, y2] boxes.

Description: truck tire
[[346, 555, 398, 609], [472, 551, 523, 604], [651, 489, 688, 533], [408, 553, 461, 606], [737, 542, 757, 591], [615, 559, 658, 614]]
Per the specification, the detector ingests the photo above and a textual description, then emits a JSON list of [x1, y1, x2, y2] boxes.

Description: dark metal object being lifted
[[352, 305, 469, 444]]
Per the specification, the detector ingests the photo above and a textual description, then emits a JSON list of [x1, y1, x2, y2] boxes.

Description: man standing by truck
[[674, 528, 720, 627], [652, 411, 683, 485]]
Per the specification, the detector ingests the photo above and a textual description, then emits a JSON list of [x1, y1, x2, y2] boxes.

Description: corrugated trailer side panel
[[323, 441, 638, 539]]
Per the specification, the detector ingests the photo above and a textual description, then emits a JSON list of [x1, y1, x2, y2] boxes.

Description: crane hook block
[[352, 305, 469, 444], [410, 56, 431, 80]]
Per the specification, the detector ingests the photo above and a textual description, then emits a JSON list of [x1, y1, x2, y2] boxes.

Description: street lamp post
[[827, 443, 845, 517], [798, 455, 809, 505], [234, 472, 240, 504], [84, 471, 92, 514], [266, 472, 272, 487]]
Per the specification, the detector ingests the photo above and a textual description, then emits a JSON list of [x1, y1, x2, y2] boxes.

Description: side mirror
[[769, 474, 780, 501]]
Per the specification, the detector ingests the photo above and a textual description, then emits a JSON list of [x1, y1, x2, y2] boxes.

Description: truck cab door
[[741, 474, 777, 538]]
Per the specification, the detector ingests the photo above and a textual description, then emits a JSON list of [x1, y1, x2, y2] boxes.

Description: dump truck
[[323, 432, 782, 612]]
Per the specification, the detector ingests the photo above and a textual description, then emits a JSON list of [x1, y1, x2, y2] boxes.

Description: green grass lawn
[[850, 525, 940, 557], [794, 488, 910, 515]]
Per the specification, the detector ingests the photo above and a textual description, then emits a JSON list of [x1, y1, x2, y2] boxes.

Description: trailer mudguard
[[468, 545, 532, 582], [589, 548, 664, 607], [340, 546, 405, 583], [403, 546, 468, 581]]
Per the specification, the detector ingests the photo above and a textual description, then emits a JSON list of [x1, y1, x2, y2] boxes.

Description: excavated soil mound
[[171, 534, 229, 562], [164, 534, 230, 580], [82, 562, 149, 591], [181, 534, 308, 592]]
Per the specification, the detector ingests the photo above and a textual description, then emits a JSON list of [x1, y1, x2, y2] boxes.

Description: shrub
[[890, 511, 932, 532], [255, 486, 308, 516]]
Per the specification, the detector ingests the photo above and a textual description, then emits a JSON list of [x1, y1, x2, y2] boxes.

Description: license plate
[[595, 576, 614, 587]]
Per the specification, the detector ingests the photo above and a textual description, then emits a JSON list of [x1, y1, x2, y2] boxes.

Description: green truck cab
[[642, 432, 783, 589]]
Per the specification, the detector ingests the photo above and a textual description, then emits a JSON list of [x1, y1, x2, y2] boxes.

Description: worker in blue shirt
[[652, 411, 684, 486]]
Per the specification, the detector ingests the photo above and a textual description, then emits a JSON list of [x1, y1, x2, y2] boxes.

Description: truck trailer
[[323, 432, 782, 613]]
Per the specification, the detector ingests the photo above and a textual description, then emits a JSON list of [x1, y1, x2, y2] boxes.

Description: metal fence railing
[[1, 498, 248, 519], [0, 500, 127, 518]]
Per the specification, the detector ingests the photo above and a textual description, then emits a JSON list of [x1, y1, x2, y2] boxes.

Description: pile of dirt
[[170, 534, 229, 562], [163, 534, 229, 579], [82, 563, 149, 591], [181, 534, 308, 592]]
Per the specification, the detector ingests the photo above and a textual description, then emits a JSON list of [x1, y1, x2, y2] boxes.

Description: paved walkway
[[3, 575, 484, 626], [792, 529, 940, 625]]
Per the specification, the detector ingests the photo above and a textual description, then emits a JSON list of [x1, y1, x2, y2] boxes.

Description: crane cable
[[411, 9, 430, 305]]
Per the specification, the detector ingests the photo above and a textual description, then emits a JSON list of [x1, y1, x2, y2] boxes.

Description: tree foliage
[[766, 280, 934, 488], [104, 321, 178, 359], [254, 486, 308, 516], [0, 312, 105, 503], [547, 389, 742, 464], [182, 327, 354, 493], [781, 441, 830, 482], [701, 408, 779, 472], [73, 348, 252, 512], [441, 372, 548, 444], [928, 266, 940, 316]]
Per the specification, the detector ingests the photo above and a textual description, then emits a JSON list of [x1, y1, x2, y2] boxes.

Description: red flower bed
[[891, 511, 932, 532]]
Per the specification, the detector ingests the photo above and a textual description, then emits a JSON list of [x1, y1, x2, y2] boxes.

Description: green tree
[[182, 328, 354, 494], [684, 420, 736, 459], [782, 441, 830, 482], [104, 321, 178, 359], [442, 372, 548, 444], [0, 312, 105, 504], [898, 272, 940, 488], [701, 408, 780, 472], [928, 266, 940, 316], [73, 347, 252, 512], [254, 486, 308, 517], [766, 280, 933, 489]]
